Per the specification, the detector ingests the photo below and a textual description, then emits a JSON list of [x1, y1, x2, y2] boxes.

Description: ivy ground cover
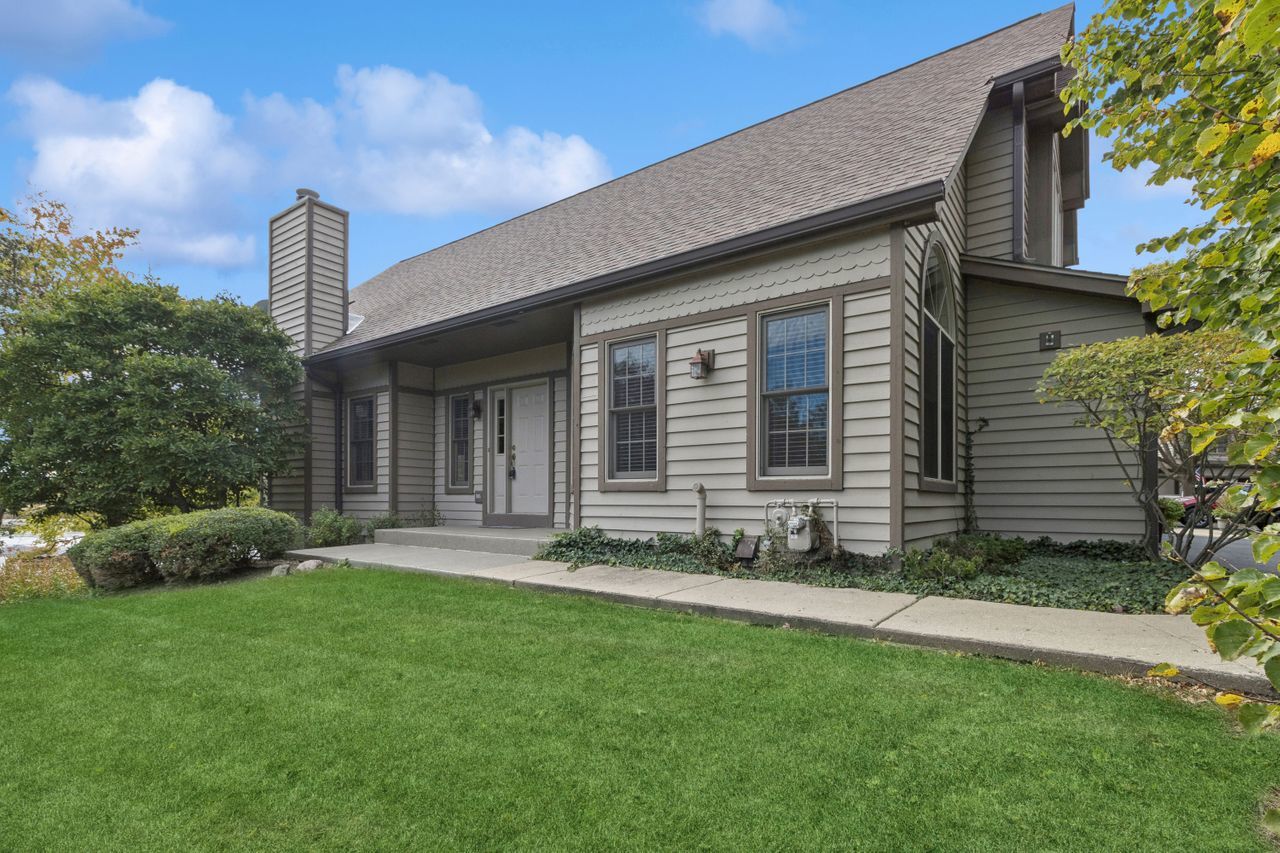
[[2, 567, 1277, 850]]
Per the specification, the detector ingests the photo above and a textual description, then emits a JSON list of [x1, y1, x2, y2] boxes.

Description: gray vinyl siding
[[309, 203, 348, 351], [309, 392, 337, 514], [269, 204, 309, 355], [434, 390, 483, 526], [580, 228, 890, 337], [268, 382, 310, 517], [578, 286, 893, 554], [267, 197, 348, 356], [553, 375, 569, 528], [967, 279, 1146, 540], [396, 391, 435, 516], [901, 174, 968, 549], [965, 105, 1014, 260], [343, 391, 391, 519]]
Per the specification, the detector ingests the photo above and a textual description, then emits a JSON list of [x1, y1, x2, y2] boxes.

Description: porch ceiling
[[322, 301, 574, 370]]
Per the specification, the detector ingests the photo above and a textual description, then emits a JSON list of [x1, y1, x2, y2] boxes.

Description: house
[[266, 4, 1150, 553]]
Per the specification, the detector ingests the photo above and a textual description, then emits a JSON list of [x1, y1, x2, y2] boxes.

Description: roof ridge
[[389, 3, 1075, 269]]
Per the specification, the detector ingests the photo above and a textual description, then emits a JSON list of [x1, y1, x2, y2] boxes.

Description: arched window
[[921, 242, 955, 483]]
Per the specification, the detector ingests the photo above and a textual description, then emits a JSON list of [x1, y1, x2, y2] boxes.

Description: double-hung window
[[921, 244, 956, 483], [448, 393, 472, 489], [348, 396, 375, 487], [761, 306, 829, 476], [608, 337, 658, 479]]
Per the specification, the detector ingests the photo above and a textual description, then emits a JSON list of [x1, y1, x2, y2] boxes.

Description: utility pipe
[[691, 482, 707, 537]]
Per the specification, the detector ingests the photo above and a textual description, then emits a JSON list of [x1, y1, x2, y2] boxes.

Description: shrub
[[69, 507, 302, 589], [900, 548, 981, 581], [366, 513, 402, 532], [67, 518, 166, 590], [1024, 536, 1149, 562], [307, 507, 366, 547], [1158, 497, 1186, 526], [0, 552, 86, 603], [149, 507, 302, 581], [934, 533, 1028, 572]]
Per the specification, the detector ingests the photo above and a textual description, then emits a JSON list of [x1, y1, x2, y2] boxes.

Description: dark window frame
[[346, 395, 377, 489], [920, 238, 957, 488], [445, 392, 474, 494]]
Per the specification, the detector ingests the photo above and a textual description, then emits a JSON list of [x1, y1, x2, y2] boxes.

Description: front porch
[[287, 299, 576, 531]]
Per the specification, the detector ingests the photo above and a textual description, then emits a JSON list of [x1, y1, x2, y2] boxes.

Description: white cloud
[[8, 77, 258, 267], [7, 65, 610, 269], [244, 64, 611, 217], [699, 0, 794, 48], [0, 0, 168, 62]]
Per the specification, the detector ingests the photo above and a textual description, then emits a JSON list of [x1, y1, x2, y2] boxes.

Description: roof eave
[[959, 253, 1137, 302], [309, 179, 946, 364]]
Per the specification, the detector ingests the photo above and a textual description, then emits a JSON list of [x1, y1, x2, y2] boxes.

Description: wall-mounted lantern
[[688, 348, 716, 380], [471, 399, 483, 420]]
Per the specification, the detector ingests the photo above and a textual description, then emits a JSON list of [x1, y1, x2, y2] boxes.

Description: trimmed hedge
[[150, 508, 303, 581], [68, 507, 302, 590], [66, 519, 165, 591]]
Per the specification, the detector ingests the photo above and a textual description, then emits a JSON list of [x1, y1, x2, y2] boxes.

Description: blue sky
[[0, 0, 1199, 304]]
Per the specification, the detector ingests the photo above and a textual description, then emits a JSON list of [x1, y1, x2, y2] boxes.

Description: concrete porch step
[[373, 525, 556, 557]]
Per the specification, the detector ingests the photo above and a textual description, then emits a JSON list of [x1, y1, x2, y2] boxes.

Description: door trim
[[482, 376, 554, 528]]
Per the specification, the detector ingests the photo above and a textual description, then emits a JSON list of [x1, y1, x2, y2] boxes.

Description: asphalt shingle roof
[[321, 4, 1074, 356]]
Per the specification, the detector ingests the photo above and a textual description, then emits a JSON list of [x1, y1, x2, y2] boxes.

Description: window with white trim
[[921, 244, 956, 482], [448, 394, 472, 488], [761, 306, 829, 476], [608, 337, 658, 479]]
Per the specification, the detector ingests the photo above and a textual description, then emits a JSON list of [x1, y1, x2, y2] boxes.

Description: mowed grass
[[1, 568, 1277, 851]]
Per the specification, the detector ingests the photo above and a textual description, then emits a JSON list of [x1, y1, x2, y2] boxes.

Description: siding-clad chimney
[[268, 189, 349, 356]]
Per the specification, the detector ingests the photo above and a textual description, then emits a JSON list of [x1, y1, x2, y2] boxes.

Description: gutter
[[307, 180, 946, 364]]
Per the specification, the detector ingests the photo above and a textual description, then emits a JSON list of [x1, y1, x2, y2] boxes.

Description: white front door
[[509, 382, 550, 516]]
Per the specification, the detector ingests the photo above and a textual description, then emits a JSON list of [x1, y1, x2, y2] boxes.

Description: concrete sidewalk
[[288, 543, 1271, 695]]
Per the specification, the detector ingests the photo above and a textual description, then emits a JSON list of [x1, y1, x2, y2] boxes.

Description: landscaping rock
[[294, 559, 324, 573], [270, 564, 292, 577]]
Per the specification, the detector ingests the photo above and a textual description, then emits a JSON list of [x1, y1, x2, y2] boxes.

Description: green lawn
[[2, 568, 1277, 851]]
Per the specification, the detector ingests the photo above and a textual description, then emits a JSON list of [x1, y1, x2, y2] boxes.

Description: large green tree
[[1065, 0, 1280, 738], [0, 277, 302, 527]]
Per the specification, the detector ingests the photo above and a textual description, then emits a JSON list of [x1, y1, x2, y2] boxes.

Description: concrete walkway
[[288, 543, 1272, 696]]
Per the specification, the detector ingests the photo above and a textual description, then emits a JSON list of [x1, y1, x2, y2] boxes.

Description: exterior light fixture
[[471, 399, 483, 420], [688, 348, 715, 380]]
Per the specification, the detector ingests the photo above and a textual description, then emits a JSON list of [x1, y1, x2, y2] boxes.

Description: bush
[[900, 548, 981, 581], [1158, 497, 1186, 525], [366, 513, 402, 532], [149, 507, 302, 581], [307, 507, 366, 547], [0, 552, 86, 603], [934, 534, 1027, 572], [69, 507, 301, 589], [537, 526, 735, 572], [1025, 536, 1149, 562], [67, 518, 165, 590]]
